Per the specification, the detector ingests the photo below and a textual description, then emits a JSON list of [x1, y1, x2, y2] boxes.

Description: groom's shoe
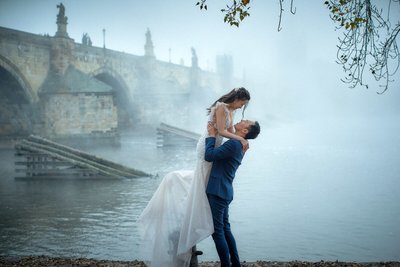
[[189, 246, 203, 267]]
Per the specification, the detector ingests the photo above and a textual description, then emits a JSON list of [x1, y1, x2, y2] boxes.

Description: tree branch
[[326, 0, 399, 93], [278, 0, 284, 31]]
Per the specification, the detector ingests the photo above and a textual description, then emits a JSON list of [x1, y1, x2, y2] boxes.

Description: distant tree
[[196, 0, 400, 94]]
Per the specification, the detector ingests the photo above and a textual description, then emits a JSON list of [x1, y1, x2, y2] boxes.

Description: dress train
[[138, 102, 229, 267]]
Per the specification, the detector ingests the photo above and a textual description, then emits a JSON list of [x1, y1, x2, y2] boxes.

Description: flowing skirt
[[137, 134, 222, 267]]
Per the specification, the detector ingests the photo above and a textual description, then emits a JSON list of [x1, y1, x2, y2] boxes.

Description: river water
[[0, 117, 399, 262]]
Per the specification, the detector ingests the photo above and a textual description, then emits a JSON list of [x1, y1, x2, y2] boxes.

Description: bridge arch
[[0, 55, 37, 136], [0, 55, 36, 103], [91, 67, 134, 129]]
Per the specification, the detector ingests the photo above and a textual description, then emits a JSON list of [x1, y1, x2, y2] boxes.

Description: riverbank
[[0, 256, 399, 267]]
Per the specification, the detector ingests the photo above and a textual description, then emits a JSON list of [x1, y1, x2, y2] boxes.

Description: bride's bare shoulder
[[215, 101, 227, 107], [215, 104, 227, 115]]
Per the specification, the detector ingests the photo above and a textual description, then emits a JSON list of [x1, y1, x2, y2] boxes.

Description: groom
[[205, 119, 260, 267]]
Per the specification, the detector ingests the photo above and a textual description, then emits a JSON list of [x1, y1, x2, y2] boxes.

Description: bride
[[138, 87, 251, 267]]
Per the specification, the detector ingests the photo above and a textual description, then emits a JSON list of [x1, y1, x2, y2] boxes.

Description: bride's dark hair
[[207, 87, 251, 116]]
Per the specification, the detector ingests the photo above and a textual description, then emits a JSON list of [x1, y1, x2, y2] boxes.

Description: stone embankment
[[0, 256, 399, 267]]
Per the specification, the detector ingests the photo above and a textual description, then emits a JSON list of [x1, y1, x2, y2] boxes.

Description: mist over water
[[1, 112, 399, 262], [230, 115, 400, 261]]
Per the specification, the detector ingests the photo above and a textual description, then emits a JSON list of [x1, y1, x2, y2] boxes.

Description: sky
[[0, 0, 399, 124]]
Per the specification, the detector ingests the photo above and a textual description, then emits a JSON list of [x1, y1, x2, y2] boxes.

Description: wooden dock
[[156, 122, 201, 148], [14, 135, 152, 180]]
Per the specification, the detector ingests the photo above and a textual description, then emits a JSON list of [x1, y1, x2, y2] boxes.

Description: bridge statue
[[56, 3, 67, 24], [144, 28, 155, 58], [191, 47, 198, 68], [55, 3, 68, 37]]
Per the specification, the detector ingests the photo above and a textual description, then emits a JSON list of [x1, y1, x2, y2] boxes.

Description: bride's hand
[[207, 121, 217, 137], [240, 138, 249, 153]]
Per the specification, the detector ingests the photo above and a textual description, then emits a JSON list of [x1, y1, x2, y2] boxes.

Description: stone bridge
[[0, 4, 232, 139]]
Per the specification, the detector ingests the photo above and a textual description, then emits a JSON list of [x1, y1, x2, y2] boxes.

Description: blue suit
[[204, 137, 244, 267]]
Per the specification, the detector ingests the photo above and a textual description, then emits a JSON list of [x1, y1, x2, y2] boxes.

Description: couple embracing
[[138, 87, 261, 267]]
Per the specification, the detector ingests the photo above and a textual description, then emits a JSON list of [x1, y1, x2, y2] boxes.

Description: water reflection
[[0, 128, 199, 260], [0, 119, 399, 261]]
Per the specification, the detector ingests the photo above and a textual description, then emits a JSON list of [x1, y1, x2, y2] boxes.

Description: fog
[[1, 0, 399, 124], [0, 0, 399, 262]]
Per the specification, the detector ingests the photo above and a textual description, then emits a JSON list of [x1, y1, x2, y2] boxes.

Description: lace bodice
[[209, 101, 232, 132], [196, 102, 233, 160]]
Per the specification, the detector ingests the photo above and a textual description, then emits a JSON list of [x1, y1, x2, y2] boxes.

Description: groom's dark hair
[[245, 121, 260, 140]]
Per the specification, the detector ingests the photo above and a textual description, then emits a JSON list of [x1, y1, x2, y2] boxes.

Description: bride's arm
[[227, 124, 235, 133], [215, 105, 249, 150]]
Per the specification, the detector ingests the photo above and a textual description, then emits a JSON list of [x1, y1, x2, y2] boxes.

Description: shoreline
[[0, 256, 399, 267]]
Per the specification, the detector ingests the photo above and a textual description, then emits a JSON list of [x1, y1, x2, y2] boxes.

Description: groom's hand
[[207, 121, 217, 137]]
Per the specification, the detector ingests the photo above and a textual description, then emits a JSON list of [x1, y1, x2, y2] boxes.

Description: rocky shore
[[0, 256, 399, 267]]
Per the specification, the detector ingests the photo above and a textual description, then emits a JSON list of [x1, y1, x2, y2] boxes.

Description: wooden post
[[14, 135, 152, 179], [156, 122, 201, 148]]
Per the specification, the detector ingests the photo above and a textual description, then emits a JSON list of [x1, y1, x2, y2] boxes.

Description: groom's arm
[[204, 121, 240, 162], [204, 138, 238, 162]]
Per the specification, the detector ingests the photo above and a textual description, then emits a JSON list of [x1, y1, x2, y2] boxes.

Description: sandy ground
[[0, 256, 399, 267]]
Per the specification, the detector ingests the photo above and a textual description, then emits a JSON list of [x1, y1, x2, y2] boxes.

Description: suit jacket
[[204, 137, 244, 201]]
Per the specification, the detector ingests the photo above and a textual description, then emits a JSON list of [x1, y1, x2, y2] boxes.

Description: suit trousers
[[207, 194, 241, 267]]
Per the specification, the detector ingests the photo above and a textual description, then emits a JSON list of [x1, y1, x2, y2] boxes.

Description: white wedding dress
[[137, 102, 231, 267]]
